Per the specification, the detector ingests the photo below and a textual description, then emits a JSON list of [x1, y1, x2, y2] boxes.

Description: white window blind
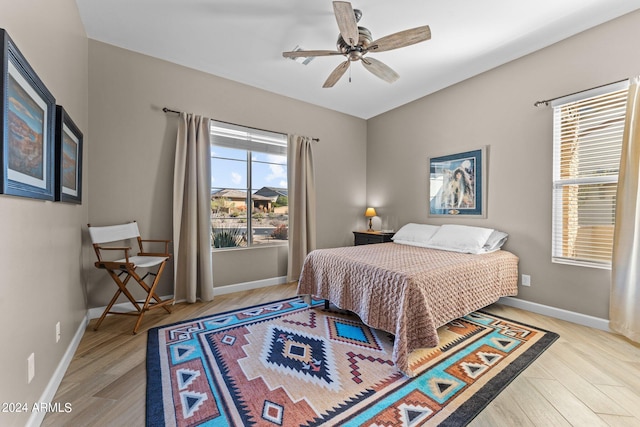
[[210, 121, 287, 156], [551, 81, 629, 268]]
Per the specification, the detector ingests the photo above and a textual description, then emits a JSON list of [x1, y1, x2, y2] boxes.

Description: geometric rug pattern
[[146, 297, 558, 426]]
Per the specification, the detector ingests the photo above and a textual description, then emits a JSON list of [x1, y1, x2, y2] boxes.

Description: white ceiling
[[76, 0, 640, 119]]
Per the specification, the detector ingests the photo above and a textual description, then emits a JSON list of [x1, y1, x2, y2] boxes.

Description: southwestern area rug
[[146, 297, 558, 426]]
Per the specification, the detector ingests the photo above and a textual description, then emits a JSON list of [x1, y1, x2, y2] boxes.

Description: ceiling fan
[[282, 1, 431, 88]]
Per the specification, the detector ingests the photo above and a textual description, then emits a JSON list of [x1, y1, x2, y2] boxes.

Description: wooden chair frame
[[89, 221, 174, 334]]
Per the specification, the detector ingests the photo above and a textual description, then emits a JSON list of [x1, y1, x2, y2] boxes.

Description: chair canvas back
[[88, 222, 141, 245]]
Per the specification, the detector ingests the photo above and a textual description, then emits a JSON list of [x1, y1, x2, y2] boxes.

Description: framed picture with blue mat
[[428, 147, 486, 218]]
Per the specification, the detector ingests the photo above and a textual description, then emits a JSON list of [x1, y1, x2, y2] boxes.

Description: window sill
[[211, 242, 288, 253], [552, 257, 611, 270]]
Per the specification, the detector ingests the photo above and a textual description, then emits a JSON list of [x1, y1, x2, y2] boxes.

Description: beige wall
[[87, 40, 367, 299], [367, 10, 640, 319], [0, 0, 88, 425], [2, 5, 636, 423]]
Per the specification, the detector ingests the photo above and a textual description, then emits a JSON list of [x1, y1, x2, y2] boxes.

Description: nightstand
[[353, 230, 395, 246]]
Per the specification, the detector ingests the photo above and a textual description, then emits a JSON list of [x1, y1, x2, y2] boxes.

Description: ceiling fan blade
[[283, 50, 343, 58], [369, 25, 431, 53], [323, 60, 350, 88], [361, 57, 399, 83], [333, 1, 359, 47]]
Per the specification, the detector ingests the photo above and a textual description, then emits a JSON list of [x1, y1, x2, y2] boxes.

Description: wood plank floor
[[43, 282, 640, 426]]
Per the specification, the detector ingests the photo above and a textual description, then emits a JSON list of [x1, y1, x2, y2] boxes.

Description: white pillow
[[426, 224, 494, 254], [484, 230, 509, 251], [392, 223, 440, 244], [393, 239, 435, 248]]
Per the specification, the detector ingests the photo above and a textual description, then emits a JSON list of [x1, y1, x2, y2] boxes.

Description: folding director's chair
[[88, 221, 174, 334]]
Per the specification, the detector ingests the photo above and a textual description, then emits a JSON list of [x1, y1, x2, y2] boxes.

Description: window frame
[[210, 121, 288, 250], [551, 80, 629, 269]]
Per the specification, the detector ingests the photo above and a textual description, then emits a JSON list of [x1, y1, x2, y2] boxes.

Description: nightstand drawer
[[353, 231, 394, 246]]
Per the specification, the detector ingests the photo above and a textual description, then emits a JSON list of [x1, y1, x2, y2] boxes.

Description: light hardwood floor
[[43, 283, 640, 426]]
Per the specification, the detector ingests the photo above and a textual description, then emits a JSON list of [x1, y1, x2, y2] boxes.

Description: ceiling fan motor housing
[[337, 27, 372, 60]]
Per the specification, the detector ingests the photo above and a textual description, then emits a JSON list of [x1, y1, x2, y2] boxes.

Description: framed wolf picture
[[428, 147, 486, 217]]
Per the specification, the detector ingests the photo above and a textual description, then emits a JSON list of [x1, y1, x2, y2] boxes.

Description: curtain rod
[[162, 107, 319, 141], [534, 78, 629, 107]]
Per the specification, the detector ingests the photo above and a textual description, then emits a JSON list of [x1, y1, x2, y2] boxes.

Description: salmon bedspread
[[296, 242, 519, 376]]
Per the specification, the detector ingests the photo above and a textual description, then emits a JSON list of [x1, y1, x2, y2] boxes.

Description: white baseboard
[[31, 276, 286, 426], [498, 296, 611, 332], [26, 282, 610, 427], [87, 296, 176, 319], [213, 276, 289, 296], [87, 276, 289, 316], [27, 314, 89, 427]]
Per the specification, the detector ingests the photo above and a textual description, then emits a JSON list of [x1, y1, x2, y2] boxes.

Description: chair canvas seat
[[88, 221, 174, 334], [115, 255, 169, 269]]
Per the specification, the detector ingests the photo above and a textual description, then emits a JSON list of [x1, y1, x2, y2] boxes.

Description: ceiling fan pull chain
[[349, 64, 352, 83]]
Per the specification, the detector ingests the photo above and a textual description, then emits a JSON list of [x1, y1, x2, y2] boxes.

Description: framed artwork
[[1, 29, 56, 200], [428, 147, 487, 217], [55, 106, 82, 204]]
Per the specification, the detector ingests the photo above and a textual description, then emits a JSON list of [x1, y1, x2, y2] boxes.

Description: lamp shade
[[364, 207, 377, 217]]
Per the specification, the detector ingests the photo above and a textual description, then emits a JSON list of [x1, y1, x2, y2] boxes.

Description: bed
[[296, 223, 519, 377]]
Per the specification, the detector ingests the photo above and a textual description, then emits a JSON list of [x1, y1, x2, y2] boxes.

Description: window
[[210, 121, 288, 249], [552, 81, 629, 268]]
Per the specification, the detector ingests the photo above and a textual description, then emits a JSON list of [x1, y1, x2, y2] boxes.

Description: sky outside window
[[211, 146, 287, 190]]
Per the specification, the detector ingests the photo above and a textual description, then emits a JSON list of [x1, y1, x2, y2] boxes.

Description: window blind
[[210, 120, 287, 156], [551, 83, 628, 268]]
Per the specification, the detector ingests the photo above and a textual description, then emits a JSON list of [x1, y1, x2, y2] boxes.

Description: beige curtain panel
[[610, 76, 640, 343], [173, 113, 215, 303], [287, 135, 317, 282]]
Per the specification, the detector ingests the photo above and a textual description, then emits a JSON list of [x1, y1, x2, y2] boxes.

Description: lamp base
[[367, 217, 373, 231]]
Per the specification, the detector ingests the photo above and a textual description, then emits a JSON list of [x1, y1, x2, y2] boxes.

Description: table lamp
[[364, 207, 377, 231]]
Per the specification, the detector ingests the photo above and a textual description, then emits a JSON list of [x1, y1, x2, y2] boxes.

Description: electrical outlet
[[27, 353, 35, 383], [56, 321, 61, 343], [522, 274, 531, 287]]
